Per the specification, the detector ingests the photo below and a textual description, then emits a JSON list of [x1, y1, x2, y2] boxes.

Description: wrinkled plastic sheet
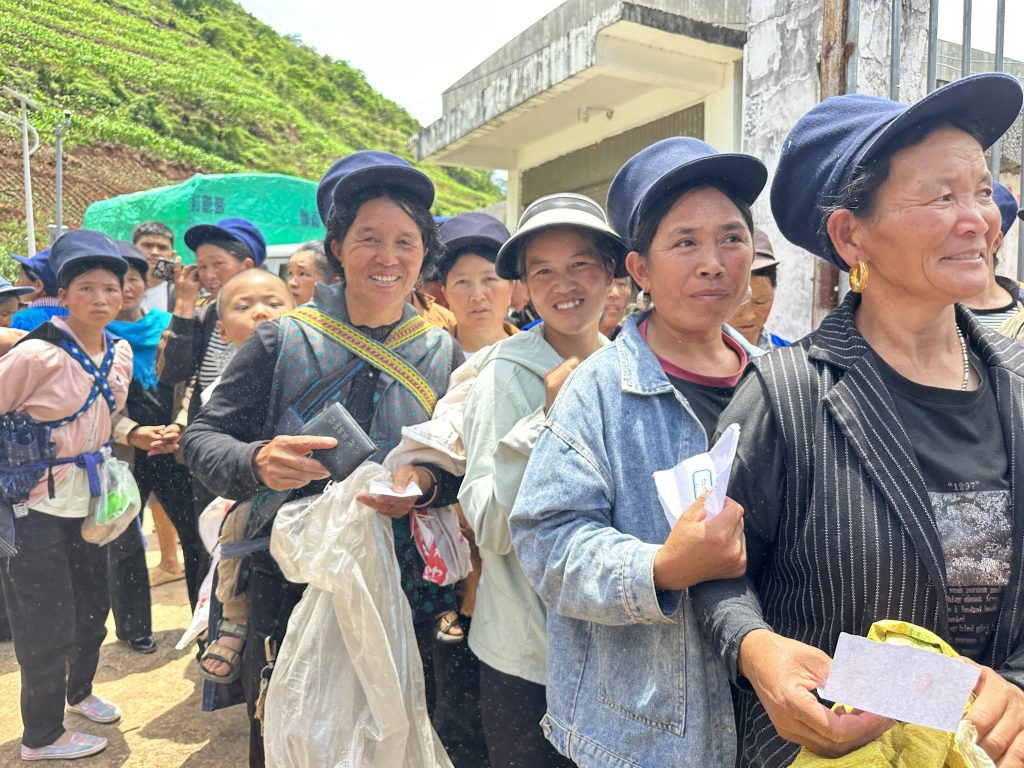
[[265, 462, 452, 768]]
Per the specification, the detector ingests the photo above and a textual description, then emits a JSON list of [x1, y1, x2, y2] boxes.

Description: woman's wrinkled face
[[523, 227, 612, 338], [121, 267, 147, 313], [442, 252, 513, 333], [60, 268, 123, 328], [629, 187, 754, 334], [196, 243, 252, 298], [332, 196, 425, 313], [728, 274, 774, 346], [847, 126, 998, 303]]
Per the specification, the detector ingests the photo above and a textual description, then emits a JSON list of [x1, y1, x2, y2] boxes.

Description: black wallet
[[299, 402, 377, 482]]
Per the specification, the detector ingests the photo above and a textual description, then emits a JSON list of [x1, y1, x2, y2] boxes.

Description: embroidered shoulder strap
[[288, 307, 438, 416], [17, 322, 118, 426]]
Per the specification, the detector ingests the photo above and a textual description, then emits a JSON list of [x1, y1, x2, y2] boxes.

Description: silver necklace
[[955, 326, 970, 391]]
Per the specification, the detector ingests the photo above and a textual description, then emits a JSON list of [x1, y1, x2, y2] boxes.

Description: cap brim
[[332, 165, 435, 211], [752, 255, 780, 271], [57, 256, 128, 280], [0, 286, 35, 299], [860, 73, 1023, 171], [495, 209, 628, 280], [633, 154, 768, 239]]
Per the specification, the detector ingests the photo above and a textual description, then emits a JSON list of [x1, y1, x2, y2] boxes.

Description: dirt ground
[[0, 518, 249, 767]]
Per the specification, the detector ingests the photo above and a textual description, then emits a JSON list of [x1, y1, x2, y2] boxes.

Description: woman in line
[[728, 228, 790, 349], [106, 241, 187, 655], [0, 231, 131, 761], [285, 240, 341, 306], [691, 73, 1024, 767], [598, 275, 634, 339], [157, 216, 266, 611], [10, 249, 67, 332], [437, 211, 517, 356], [458, 193, 625, 767], [508, 138, 763, 766], [182, 151, 463, 768]]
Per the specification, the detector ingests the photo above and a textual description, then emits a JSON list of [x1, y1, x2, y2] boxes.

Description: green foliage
[[0, 0, 500, 216]]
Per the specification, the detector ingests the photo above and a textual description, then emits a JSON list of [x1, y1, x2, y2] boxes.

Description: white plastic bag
[[265, 463, 453, 768], [176, 496, 233, 650], [410, 506, 472, 586]]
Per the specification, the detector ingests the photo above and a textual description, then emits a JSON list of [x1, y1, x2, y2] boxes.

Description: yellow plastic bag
[[791, 621, 993, 768]]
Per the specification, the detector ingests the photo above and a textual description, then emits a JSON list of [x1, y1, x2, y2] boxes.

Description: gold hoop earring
[[849, 262, 868, 293]]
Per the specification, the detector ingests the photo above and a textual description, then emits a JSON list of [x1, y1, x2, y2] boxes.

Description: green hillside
[[0, 0, 500, 271]]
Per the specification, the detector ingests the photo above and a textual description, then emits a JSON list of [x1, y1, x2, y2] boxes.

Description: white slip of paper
[[652, 423, 740, 526], [818, 633, 980, 733], [366, 478, 422, 498]]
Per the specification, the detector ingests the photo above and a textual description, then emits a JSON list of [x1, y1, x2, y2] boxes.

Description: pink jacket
[[0, 317, 133, 508]]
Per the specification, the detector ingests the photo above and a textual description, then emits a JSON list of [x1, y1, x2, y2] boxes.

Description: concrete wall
[[746, 0, 933, 342]]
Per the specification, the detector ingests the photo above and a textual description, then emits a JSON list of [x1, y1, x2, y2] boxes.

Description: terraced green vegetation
[[0, 0, 499, 272]]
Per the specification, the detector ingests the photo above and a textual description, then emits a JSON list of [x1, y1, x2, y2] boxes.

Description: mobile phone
[[152, 258, 175, 281]]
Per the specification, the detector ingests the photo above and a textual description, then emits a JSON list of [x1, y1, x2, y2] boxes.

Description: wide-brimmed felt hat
[[436, 212, 511, 275], [49, 230, 127, 282], [495, 193, 628, 280], [11, 249, 56, 297], [771, 72, 1023, 270], [993, 182, 1018, 236], [115, 240, 149, 277], [317, 150, 434, 226], [184, 217, 267, 266], [607, 137, 767, 248]]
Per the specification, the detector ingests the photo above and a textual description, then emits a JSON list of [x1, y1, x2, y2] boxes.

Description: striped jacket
[[692, 294, 1024, 767]]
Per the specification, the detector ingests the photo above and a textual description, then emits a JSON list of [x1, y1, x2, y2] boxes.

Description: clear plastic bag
[[81, 449, 141, 546], [265, 463, 453, 768]]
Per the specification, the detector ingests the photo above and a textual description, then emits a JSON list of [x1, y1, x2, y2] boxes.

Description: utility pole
[[54, 110, 72, 239], [0, 86, 41, 256], [811, 0, 851, 328]]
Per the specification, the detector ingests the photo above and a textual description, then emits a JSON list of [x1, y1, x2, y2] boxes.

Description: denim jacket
[[509, 312, 761, 768]]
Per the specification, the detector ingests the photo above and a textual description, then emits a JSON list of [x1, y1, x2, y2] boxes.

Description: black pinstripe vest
[[737, 294, 1024, 768]]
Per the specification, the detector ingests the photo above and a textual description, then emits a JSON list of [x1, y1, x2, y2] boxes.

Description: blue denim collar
[[615, 310, 762, 396]]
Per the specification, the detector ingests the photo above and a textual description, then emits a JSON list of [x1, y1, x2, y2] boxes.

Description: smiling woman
[[690, 73, 1024, 768]]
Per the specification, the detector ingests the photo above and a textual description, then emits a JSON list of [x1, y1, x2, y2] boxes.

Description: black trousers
[[479, 662, 574, 768], [432, 625, 490, 767], [107, 520, 152, 640], [134, 452, 208, 611], [0, 512, 109, 748]]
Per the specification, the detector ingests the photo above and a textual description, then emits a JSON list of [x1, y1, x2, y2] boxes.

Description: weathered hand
[[965, 660, 1024, 766], [253, 435, 335, 491], [739, 630, 893, 758], [544, 357, 579, 414]]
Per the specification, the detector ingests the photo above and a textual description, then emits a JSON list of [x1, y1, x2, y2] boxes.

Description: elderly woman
[[963, 182, 1024, 332], [507, 138, 764, 766], [182, 150, 462, 768], [691, 73, 1024, 767]]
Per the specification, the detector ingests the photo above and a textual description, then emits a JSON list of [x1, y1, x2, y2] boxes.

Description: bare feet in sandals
[[201, 635, 243, 679], [435, 610, 467, 644], [199, 620, 247, 684]]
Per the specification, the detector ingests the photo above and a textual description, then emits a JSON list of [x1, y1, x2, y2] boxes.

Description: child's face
[[0, 296, 19, 327], [286, 250, 321, 306], [216, 274, 294, 347]]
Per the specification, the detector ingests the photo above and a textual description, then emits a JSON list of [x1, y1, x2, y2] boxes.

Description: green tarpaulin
[[83, 173, 324, 263]]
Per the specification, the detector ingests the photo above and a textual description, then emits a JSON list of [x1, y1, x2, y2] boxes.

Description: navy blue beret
[[49, 230, 127, 283], [184, 217, 267, 266], [607, 137, 767, 248], [11, 249, 56, 297], [771, 73, 1023, 270], [436, 212, 510, 274], [993, 182, 1018, 236], [317, 151, 434, 225]]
